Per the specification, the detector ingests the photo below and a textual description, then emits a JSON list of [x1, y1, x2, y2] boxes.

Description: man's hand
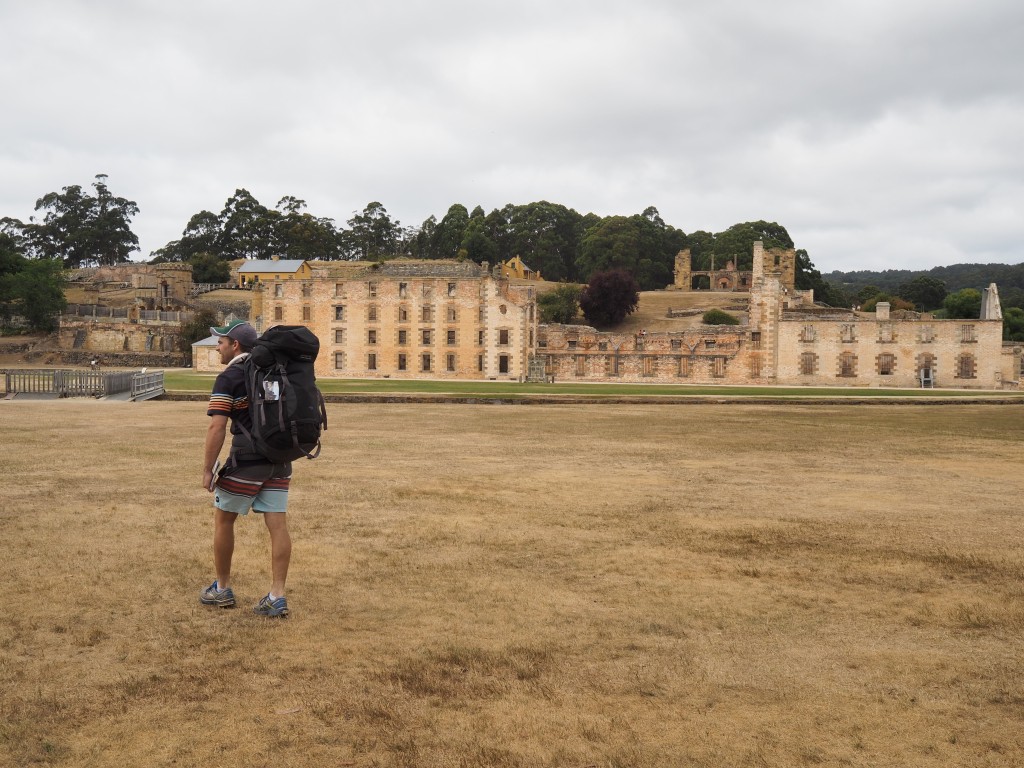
[[204, 414, 228, 494]]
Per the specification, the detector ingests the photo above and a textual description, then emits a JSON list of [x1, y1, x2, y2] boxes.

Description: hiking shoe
[[253, 594, 289, 618], [199, 580, 236, 608]]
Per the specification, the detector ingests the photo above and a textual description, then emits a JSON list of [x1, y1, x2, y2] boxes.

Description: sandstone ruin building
[[237, 260, 538, 381], [542, 243, 1017, 388], [49, 246, 1020, 390]]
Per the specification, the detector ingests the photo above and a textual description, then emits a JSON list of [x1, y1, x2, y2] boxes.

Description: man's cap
[[210, 319, 258, 348]]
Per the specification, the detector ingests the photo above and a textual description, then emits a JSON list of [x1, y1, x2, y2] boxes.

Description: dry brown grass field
[[1, 401, 1023, 767]]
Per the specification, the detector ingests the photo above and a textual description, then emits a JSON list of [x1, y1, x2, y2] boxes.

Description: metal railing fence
[[4, 369, 165, 399]]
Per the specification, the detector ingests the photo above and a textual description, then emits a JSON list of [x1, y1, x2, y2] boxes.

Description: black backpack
[[240, 325, 327, 463]]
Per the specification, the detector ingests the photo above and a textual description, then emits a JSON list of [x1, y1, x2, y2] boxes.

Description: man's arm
[[203, 414, 228, 492]]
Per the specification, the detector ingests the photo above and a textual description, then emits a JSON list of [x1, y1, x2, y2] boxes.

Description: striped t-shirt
[[207, 355, 252, 440]]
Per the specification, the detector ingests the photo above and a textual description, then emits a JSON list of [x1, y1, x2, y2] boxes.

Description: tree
[[179, 308, 220, 353], [856, 285, 883, 305], [943, 288, 982, 319], [685, 230, 715, 270], [11, 259, 67, 331], [190, 253, 231, 283], [573, 208, 684, 290], [576, 208, 684, 290], [576, 216, 639, 278], [861, 294, 914, 312], [410, 215, 439, 259], [897, 276, 947, 311], [26, 174, 139, 267], [179, 210, 222, 261], [795, 249, 852, 307], [579, 269, 639, 327], [482, 206, 515, 263], [538, 284, 583, 324], [507, 202, 584, 282], [274, 197, 344, 260], [460, 216, 498, 264], [0, 231, 27, 322], [710, 221, 793, 271], [345, 202, 401, 260], [433, 204, 470, 259], [216, 189, 277, 260], [1003, 307, 1024, 341]]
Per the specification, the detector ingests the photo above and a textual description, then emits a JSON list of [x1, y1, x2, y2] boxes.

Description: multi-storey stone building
[[253, 260, 538, 381]]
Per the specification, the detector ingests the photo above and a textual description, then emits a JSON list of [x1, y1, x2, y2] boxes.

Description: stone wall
[[1000, 345, 1023, 387], [538, 324, 761, 383], [58, 319, 182, 354], [673, 242, 795, 292], [194, 344, 222, 373], [22, 349, 186, 367], [775, 316, 1005, 388], [69, 263, 193, 304]]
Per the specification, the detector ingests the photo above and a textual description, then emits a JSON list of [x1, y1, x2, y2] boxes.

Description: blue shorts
[[214, 462, 291, 515]]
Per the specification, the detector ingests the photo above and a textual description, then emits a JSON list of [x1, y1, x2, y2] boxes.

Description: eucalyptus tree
[[506, 201, 583, 283], [345, 202, 402, 260], [433, 204, 470, 259], [274, 197, 344, 260], [25, 174, 139, 267], [216, 189, 277, 260], [576, 207, 684, 289]]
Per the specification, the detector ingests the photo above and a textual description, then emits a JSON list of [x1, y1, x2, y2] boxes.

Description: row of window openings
[[799, 352, 977, 378], [800, 325, 977, 344], [335, 353, 512, 374], [331, 329, 513, 346], [562, 352, 977, 380], [282, 303, 531, 324], [563, 355, 728, 378], [275, 305, 497, 326], [332, 306, 479, 323], [282, 282, 462, 299], [564, 337, 735, 351]]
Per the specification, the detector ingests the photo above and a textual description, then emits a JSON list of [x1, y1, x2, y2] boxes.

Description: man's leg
[[214, 508, 239, 589], [263, 511, 291, 597]]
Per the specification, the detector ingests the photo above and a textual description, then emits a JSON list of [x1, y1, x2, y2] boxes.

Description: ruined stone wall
[[260, 262, 537, 381], [57, 320, 182, 354], [538, 324, 763, 384], [672, 249, 692, 290], [1000, 345, 1023, 388], [672, 241, 794, 293], [70, 263, 193, 304], [759, 243, 796, 291]]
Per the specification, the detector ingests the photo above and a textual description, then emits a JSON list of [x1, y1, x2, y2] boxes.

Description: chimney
[[752, 241, 764, 281], [981, 283, 1003, 320], [875, 302, 890, 321]]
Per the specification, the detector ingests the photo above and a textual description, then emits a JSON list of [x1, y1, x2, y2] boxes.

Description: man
[[200, 319, 292, 618]]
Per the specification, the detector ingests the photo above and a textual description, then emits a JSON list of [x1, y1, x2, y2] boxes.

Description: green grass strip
[[163, 371, 1023, 399]]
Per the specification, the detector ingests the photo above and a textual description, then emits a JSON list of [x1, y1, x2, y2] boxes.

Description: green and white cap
[[210, 319, 258, 347]]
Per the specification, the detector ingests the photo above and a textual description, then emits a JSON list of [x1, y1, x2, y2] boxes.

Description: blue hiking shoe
[[199, 580, 236, 608], [253, 594, 289, 618]]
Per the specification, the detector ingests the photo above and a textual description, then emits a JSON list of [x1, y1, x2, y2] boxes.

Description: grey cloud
[[1, 0, 1022, 272]]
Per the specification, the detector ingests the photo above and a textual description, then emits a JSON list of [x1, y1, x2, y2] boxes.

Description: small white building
[[191, 335, 221, 372]]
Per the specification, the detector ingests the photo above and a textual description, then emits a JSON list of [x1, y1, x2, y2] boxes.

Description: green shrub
[[861, 293, 915, 312], [538, 284, 583, 324], [702, 308, 739, 325]]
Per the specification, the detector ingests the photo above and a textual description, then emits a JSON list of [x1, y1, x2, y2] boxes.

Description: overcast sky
[[2, 0, 1021, 273]]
